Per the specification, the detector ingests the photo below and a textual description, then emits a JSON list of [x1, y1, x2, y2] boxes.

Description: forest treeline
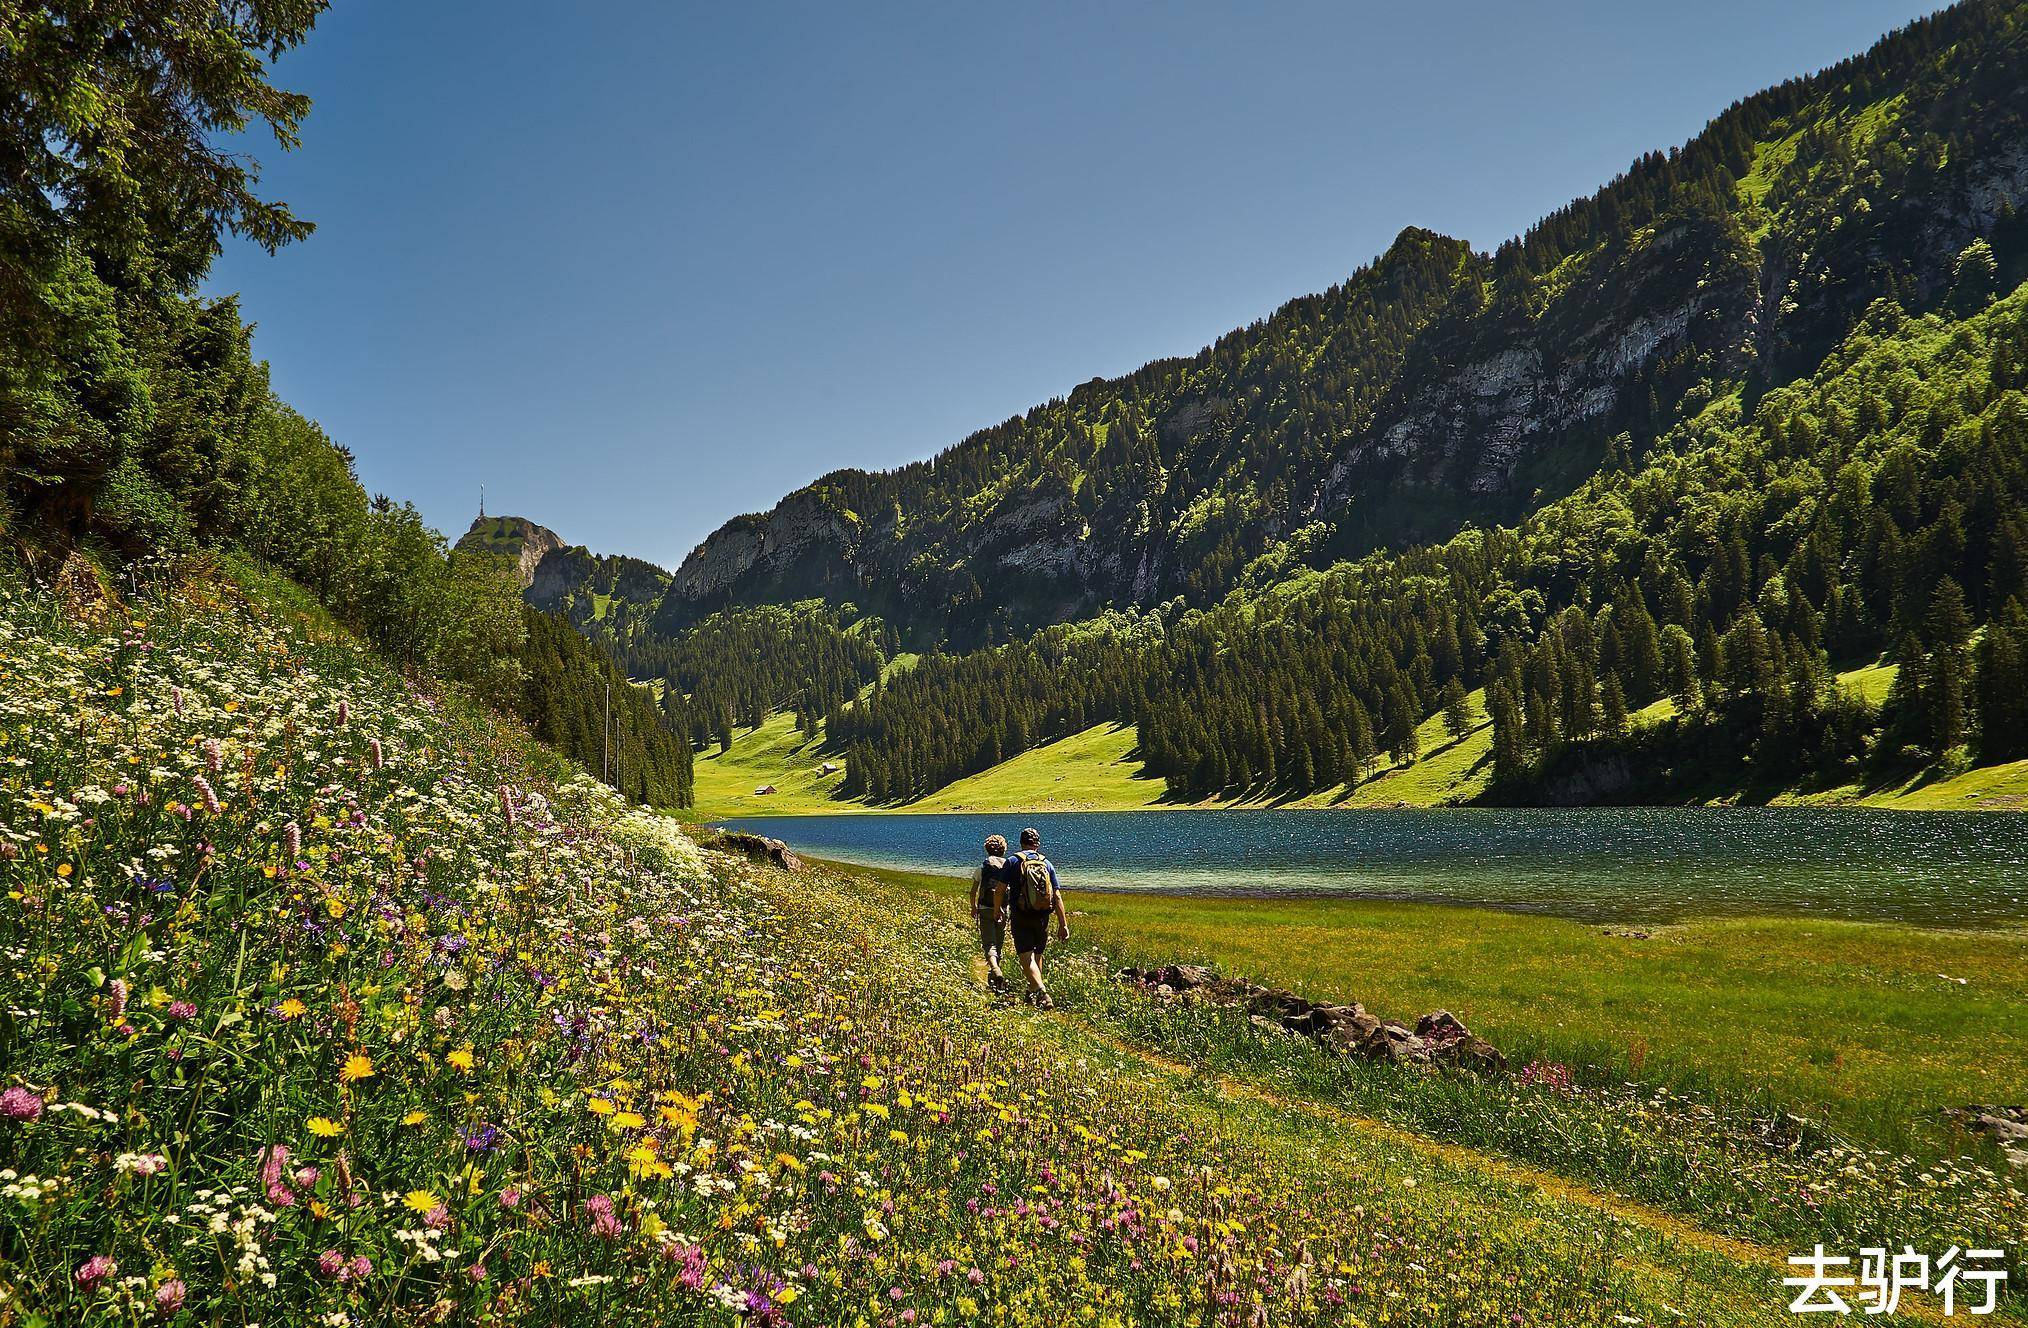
[[615, 602, 888, 752], [0, 1, 691, 806]]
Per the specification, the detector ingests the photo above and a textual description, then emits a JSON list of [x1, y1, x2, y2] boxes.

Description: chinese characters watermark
[[1786, 1245, 2009, 1316]]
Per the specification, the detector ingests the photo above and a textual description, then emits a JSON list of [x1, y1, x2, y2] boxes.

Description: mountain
[[512, 0, 2028, 813], [643, 1, 2028, 643], [457, 514, 566, 586], [457, 514, 673, 644]]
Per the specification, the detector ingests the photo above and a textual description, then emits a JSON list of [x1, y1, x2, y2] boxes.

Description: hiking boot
[[1034, 992, 1055, 1011]]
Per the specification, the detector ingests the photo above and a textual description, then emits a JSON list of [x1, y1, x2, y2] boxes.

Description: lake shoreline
[[707, 805, 2028, 930], [798, 853, 2027, 936]]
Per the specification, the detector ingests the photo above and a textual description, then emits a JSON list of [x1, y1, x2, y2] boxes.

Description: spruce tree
[[1440, 678, 1477, 742]]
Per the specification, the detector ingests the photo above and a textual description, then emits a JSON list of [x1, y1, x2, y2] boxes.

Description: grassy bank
[[840, 861, 2028, 1152], [828, 860, 2024, 1312]]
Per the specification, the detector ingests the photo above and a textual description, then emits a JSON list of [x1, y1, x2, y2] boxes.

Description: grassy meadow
[[9, 565, 1969, 1325], [851, 864, 2028, 1151], [828, 860, 2026, 1316]]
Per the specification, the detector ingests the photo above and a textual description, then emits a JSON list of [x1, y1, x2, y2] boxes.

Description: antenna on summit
[[479, 483, 486, 521]]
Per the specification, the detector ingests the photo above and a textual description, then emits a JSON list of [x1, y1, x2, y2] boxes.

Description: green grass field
[[905, 722, 1163, 811], [689, 710, 850, 817], [853, 861, 2028, 1150], [687, 658, 2028, 817]]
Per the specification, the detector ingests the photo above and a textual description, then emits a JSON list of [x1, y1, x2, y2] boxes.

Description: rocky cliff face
[[666, 491, 860, 611]]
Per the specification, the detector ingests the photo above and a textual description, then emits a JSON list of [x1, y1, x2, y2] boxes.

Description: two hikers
[[970, 827, 1069, 1008]]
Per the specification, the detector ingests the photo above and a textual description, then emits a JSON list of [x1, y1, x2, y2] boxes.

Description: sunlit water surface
[[716, 808, 2028, 927]]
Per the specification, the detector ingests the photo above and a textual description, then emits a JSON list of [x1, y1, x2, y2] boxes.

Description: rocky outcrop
[[1534, 753, 1638, 806], [527, 544, 594, 609], [702, 831, 803, 873], [667, 491, 859, 609], [1116, 964, 1506, 1075], [1327, 213, 1759, 515], [1943, 1105, 2028, 1168]]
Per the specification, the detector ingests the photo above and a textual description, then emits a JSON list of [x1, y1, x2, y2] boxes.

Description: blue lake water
[[716, 808, 2028, 928]]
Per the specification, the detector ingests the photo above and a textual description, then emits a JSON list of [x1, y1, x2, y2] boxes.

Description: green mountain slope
[[641, 1, 2028, 642]]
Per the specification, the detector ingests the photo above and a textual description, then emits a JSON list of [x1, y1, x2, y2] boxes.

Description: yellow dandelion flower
[[446, 1047, 475, 1073], [307, 1116, 343, 1137], [338, 1053, 374, 1084], [586, 1097, 616, 1116], [277, 998, 308, 1020], [611, 1110, 646, 1131], [401, 1109, 429, 1126], [402, 1189, 440, 1214]]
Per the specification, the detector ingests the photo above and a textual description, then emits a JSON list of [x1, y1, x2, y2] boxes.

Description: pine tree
[[1662, 624, 1701, 714], [1440, 678, 1477, 742], [1975, 599, 2028, 760], [1601, 674, 1631, 737], [1922, 578, 1974, 754], [1881, 632, 1928, 755], [1488, 684, 1528, 786]]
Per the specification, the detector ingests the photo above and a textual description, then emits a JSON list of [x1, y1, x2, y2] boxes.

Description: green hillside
[[694, 651, 2028, 818], [625, 0, 2028, 648]]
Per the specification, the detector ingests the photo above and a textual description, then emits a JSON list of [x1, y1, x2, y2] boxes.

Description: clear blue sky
[[209, 0, 1943, 569]]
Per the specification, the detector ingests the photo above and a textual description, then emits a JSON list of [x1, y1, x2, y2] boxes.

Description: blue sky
[[209, 0, 1943, 569]]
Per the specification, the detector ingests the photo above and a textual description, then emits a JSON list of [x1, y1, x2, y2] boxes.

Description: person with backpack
[[1001, 827, 1069, 1008], [968, 833, 1014, 993]]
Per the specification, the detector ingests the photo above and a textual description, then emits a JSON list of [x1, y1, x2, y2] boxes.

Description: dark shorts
[[1010, 909, 1052, 955]]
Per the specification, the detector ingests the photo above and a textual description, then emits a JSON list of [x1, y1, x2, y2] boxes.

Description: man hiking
[[969, 834, 1013, 993], [1000, 826, 1070, 1008]]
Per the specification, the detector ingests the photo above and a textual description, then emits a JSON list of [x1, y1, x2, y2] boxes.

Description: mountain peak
[[457, 514, 566, 587]]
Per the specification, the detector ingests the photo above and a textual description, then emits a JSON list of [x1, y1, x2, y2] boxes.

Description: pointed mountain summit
[[457, 514, 567, 588]]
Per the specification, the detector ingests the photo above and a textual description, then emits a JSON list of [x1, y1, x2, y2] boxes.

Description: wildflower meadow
[[0, 567, 2010, 1326]]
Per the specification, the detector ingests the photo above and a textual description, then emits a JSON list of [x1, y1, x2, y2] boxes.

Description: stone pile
[[705, 831, 803, 872], [1115, 964, 1505, 1075], [1943, 1105, 2028, 1168]]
